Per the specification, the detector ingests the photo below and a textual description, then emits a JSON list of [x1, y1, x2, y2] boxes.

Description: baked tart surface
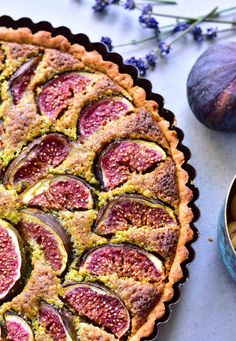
[[0, 27, 193, 341]]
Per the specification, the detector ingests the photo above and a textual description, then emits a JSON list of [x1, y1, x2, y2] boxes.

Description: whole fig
[[187, 42, 236, 131]]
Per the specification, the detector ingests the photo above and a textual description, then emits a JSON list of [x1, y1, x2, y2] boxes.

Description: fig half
[[4, 133, 71, 192], [20, 209, 71, 274], [63, 282, 130, 338], [10, 56, 41, 104], [38, 72, 92, 122], [78, 96, 133, 138], [80, 244, 165, 283], [95, 194, 176, 235], [21, 175, 94, 211], [5, 313, 34, 341], [97, 139, 166, 190], [39, 302, 76, 341], [0, 219, 25, 302]]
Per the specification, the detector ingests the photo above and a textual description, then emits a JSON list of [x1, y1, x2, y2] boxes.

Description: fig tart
[[0, 27, 194, 341]]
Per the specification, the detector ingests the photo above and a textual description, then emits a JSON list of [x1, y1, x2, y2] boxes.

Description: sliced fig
[[34, 134, 71, 166], [4, 133, 71, 191], [80, 244, 164, 283], [97, 139, 166, 190], [95, 194, 176, 235], [5, 313, 34, 341], [20, 209, 70, 274], [0, 219, 25, 302], [21, 175, 94, 211], [39, 302, 76, 341], [9, 159, 49, 188], [63, 282, 130, 338], [38, 72, 92, 121], [10, 56, 41, 104], [78, 96, 133, 138]]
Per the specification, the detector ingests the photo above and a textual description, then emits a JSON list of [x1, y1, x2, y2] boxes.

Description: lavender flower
[[101, 36, 113, 51], [92, 0, 110, 12], [139, 4, 160, 31], [206, 27, 217, 39], [146, 51, 157, 68], [95, 3, 235, 75], [125, 56, 148, 76], [159, 42, 171, 55], [141, 4, 153, 15], [192, 26, 203, 42], [139, 15, 159, 30], [173, 22, 189, 33], [124, 0, 135, 10]]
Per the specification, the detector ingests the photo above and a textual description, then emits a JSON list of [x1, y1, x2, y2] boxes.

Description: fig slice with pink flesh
[[10, 56, 41, 104], [78, 96, 133, 138], [5, 313, 34, 341], [4, 133, 71, 192], [39, 302, 76, 341], [95, 194, 176, 235], [38, 72, 93, 121], [63, 282, 130, 338], [80, 244, 164, 283], [20, 209, 70, 275], [21, 175, 94, 211], [0, 219, 25, 302], [97, 139, 166, 190]]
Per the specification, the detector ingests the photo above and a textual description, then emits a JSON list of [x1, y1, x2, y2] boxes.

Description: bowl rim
[[0, 14, 200, 340], [225, 174, 236, 256]]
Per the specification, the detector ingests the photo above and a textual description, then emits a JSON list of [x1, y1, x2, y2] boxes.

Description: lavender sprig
[[97, 3, 236, 76], [101, 36, 113, 50], [93, 1, 236, 25]]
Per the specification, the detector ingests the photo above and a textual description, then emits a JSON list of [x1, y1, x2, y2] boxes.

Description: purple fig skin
[[10, 56, 41, 104], [3, 143, 36, 186], [187, 42, 236, 131], [63, 282, 130, 339], [0, 324, 7, 339], [20, 209, 72, 274], [3, 133, 71, 191], [39, 302, 77, 341], [23, 209, 72, 256], [0, 219, 26, 303]]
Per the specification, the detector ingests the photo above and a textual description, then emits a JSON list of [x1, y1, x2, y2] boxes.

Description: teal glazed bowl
[[218, 175, 236, 282]]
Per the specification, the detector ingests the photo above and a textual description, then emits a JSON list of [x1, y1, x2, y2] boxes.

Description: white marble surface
[[0, 0, 236, 340]]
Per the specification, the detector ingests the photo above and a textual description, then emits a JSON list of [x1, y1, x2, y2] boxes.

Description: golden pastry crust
[[58, 210, 107, 256], [79, 322, 117, 341], [0, 26, 194, 340]]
